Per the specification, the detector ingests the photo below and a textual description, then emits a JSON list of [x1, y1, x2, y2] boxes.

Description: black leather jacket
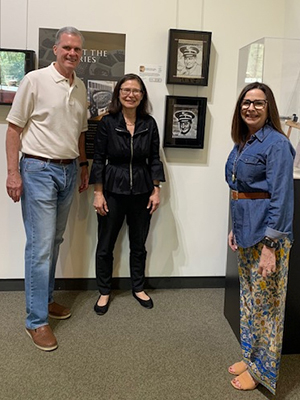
[[89, 112, 165, 195]]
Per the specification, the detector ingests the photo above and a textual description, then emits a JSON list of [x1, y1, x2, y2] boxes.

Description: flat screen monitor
[[0, 48, 35, 105]]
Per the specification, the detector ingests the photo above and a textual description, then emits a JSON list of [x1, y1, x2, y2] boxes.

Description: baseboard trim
[[0, 277, 225, 291]]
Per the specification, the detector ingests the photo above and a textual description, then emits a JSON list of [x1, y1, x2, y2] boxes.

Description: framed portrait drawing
[[166, 29, 212, 86], [163, 95, 207, 149]]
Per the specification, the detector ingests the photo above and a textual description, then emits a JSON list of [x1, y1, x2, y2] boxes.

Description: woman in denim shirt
[[225, 82, 295, 394]]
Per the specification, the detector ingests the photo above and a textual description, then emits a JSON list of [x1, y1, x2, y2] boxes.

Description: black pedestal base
[[224, 180, 300, 355]]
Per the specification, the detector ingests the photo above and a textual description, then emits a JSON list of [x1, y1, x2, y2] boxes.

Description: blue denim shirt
[[225, 125, 295, 248]]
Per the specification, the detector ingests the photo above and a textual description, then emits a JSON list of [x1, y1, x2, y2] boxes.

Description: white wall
[[0, 0, 286, 279], [284, 0, 300, 38]]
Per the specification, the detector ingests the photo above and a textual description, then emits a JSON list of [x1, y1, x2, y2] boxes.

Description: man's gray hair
[[55, 26, 84, 45]]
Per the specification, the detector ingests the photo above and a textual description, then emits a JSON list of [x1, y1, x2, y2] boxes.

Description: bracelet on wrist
[[79, 161, 89, 167], [153, 184, 162, 188], [261, 236, 279, 250]]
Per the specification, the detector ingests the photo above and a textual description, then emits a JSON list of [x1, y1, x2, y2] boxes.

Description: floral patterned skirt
[[237, 238, 291, 394]]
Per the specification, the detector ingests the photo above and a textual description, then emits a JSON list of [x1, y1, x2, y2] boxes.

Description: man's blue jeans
[[20, 157, 77, 329]]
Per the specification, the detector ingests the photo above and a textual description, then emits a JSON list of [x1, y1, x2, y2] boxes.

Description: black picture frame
[[163, 95, 207, 149], [166, 29, 212, 86]]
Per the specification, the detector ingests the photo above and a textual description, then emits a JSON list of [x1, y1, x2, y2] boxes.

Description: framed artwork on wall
[[166, 29, 212, 86], [163, 95, 207, 149]]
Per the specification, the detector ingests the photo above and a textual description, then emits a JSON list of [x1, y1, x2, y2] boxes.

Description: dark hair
[[231, 82, 285, 144], [55, 26, 84, 46], [108, 73, 152, 117]]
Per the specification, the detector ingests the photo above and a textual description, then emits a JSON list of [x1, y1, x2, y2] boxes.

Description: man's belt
[[231, 190, 271, 200], [23, 153, 75, 165]]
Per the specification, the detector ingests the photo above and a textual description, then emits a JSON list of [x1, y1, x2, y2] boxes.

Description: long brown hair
[[231, 82, 284, 144]]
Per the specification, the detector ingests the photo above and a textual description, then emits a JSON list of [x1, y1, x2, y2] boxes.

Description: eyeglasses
[[120, 88, 143, 96], [241, 99, 268, 110]]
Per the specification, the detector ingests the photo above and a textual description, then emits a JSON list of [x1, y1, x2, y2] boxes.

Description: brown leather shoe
[[26, 325, 58, 351], [48, 302, 71, 320]]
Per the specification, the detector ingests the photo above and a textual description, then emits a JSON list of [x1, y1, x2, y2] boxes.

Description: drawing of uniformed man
[[177, 45, 202, 77], [174, 110, 196, 137]]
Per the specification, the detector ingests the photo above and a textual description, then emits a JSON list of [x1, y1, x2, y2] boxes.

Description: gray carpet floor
[[1, 289, 299, 400]]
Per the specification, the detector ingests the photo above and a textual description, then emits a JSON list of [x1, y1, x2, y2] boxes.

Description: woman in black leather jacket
[[89, 73, 165, 314]]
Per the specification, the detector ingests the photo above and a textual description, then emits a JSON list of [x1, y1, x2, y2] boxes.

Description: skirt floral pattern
[[237, 238, 291, 395]]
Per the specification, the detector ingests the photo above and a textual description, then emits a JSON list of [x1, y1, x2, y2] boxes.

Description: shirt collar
[[50, 62, 77, 85], [252, 124, 273, 142]]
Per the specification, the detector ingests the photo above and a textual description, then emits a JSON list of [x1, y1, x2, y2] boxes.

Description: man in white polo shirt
[[5, 26, 89, 351]]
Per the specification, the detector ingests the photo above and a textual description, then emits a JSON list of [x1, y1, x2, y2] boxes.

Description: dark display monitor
[[0, 48, 35, 105]]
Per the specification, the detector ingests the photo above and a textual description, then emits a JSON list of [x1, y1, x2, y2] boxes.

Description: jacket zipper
[[129, 129, 147, 190], [115, 127, 149, 191], [130, 135, 133, 190]]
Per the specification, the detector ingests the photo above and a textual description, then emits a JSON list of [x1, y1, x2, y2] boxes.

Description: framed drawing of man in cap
[[166, 29, 212, 86], [164, 95, 207, 148]]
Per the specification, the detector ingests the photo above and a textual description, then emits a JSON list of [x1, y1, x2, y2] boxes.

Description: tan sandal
[[228, 361, 247, 375], [231, 371, 258, 391]]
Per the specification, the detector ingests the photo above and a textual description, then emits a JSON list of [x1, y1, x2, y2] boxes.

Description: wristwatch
[[261, 237, 279, 250]]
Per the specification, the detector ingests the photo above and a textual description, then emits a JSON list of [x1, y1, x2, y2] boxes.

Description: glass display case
[[237, 37, 300, 176]]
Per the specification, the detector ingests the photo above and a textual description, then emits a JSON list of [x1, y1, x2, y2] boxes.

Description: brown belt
[[23, 153, 75, 165], [231, 190, 271, 200]]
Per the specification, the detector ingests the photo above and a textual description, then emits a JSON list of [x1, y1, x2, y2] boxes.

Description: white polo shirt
[[7, 63, 88, 159]]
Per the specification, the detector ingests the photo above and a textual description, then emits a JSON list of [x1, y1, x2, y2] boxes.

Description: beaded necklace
[[232, 135, 256, 183]]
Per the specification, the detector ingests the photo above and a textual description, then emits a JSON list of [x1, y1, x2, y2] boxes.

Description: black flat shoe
[[94, 295, 110, 315], [132, 291, 153, 309]]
